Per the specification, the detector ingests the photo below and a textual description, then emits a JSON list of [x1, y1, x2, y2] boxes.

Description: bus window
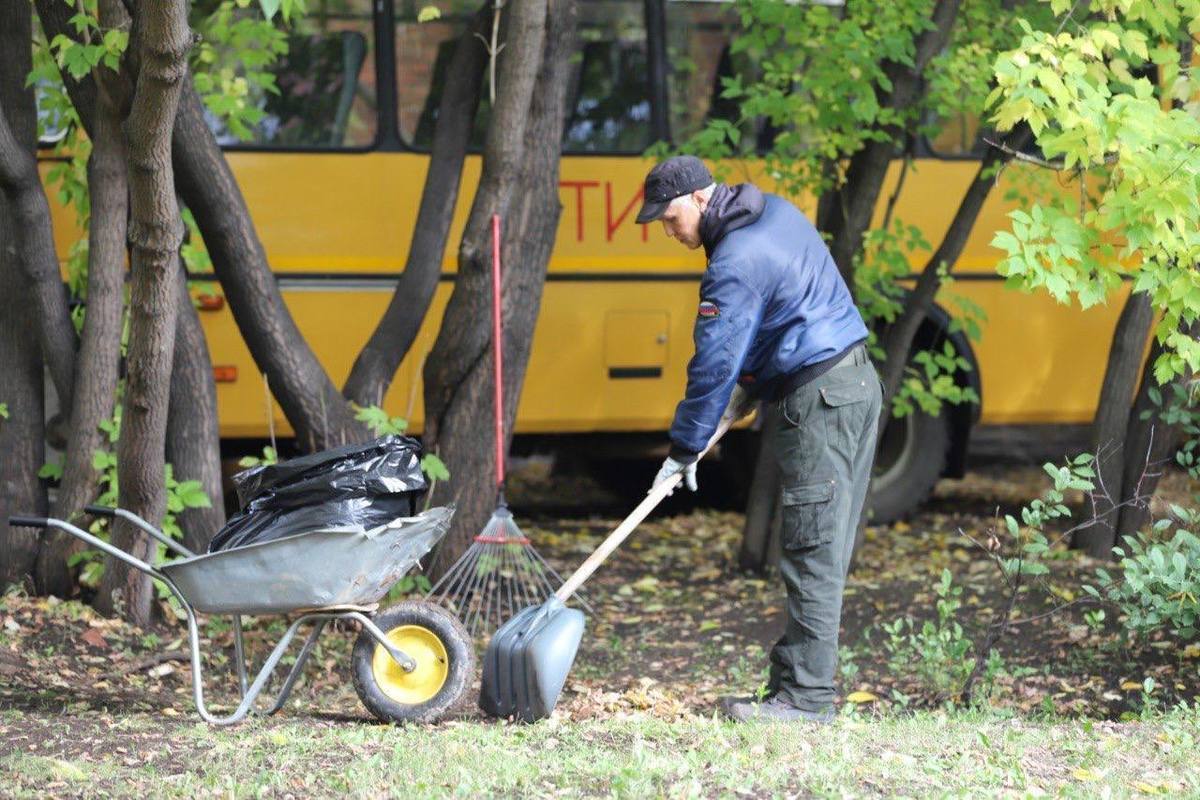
[[395, 2, 489, 148], [664, 1, 780, 153], [664, 0, 738, 141], [205, 0, 378, 149], [927, 112, 985, 157], [563, 0, 652, 153], [398, 0, 653, 154]]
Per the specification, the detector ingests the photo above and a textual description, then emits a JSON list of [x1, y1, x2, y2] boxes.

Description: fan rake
[[427, 213, 588, 637]]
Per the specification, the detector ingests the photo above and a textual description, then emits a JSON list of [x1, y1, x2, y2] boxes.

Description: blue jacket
[[668, 183, 868, 460]]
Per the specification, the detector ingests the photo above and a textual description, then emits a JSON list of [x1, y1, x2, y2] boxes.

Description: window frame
[[215, 0, 390, 154], [389, 0, 673, 157]]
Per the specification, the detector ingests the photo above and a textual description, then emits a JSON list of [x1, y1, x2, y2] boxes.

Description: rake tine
[[499, 544, 514, 628], [520, 548, 543, 608], [528, 546, 593, 614], [429, 544, 475, 605], [433, 544, 479, 613], [497, 544, 512, 631], [470, 544, 499, 638], [479, 544, 500, 636], [505, 547, 519, 619], [445, 544, 483, 634], [465, 543, 495, 636]]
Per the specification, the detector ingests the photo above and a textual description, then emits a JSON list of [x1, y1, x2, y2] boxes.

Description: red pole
[[491, 213, 505, 490]]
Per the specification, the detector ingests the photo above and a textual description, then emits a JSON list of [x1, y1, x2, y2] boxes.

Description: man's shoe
[[723, 695, 835, 724]]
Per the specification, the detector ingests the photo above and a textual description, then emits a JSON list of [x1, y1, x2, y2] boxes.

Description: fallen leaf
[[846, 691, 878, 704], [631, 576, 660, 593], [80, 628, 108, 649], [149, 662, 174, 679]]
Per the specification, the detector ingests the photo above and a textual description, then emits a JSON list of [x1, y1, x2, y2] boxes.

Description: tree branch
[[983, 137, 1119, 170]]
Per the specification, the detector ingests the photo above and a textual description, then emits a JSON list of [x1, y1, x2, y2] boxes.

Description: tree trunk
[[171, 81, 362, 451], [343, 7, 491, 406], [167, 262, 225, 554], [96, 0, 191, 624], [40, 33, 131, 595], [877, 124, 1032, 411], [424, 0, 574, 574], [739, 1, 963, 567], [1110, 40, 1200, 549], [738, 404, 782, 572], [1072, 290, 1154, 556], [34, 0, 362, 452], [0, 93, 75, 422], [0, 0, 44, 589], [1113, 322, 1200, 544]]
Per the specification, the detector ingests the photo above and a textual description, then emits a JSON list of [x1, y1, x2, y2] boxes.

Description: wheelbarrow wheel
[[352, 600, 474, 724]]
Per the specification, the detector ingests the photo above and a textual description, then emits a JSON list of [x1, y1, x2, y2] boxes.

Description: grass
[[4, 706, 1199, 798]]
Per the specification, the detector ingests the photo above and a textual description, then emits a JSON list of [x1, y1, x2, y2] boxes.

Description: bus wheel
[[868, 408, 951, 524]]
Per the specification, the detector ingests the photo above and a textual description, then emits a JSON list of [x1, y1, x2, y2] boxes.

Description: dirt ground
[[2, 458, 1197, 741]]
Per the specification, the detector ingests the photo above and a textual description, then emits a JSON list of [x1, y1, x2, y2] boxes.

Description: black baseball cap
[[635, 155, 714, 224]]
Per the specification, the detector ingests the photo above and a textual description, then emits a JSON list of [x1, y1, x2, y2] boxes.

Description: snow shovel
[[479, 415, 735, 722]]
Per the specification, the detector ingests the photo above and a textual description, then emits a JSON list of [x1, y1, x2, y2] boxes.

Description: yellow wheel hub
[[372, 624, 449, 706]]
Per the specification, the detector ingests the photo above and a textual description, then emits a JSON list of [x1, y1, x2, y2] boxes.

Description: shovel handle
[[555, 415, 735, 603]]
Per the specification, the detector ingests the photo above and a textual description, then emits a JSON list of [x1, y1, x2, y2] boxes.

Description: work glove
[[651, 457, 698, 496], [721, 384, 753, 423]]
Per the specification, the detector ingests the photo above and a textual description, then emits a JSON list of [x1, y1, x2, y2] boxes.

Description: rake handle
[[554, 416, 735, 603], [491, 213, 505, 489]]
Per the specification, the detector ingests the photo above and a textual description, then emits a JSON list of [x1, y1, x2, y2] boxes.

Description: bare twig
[[473, 0, 508, 104], [1055, 0, 1089, 36], [880, 149, 911, 233], [983, 137, 1119, 170], [1006, 596, 1102, 627]]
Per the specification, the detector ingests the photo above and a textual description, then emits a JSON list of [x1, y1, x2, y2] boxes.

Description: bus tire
[[868, 407, 951, 524]]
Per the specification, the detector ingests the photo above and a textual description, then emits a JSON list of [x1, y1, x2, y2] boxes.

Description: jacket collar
[[700, 183, 766, 258]]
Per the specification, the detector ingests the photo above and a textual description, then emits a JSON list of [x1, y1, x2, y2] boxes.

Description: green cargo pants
[[765, 344, 882, 712]]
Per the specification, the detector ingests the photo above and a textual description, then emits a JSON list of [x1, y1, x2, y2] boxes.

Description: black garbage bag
[[208, 435, 428, 552]]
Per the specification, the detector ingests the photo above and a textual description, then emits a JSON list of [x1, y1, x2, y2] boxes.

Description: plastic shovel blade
[[479, 597, 585, 722]]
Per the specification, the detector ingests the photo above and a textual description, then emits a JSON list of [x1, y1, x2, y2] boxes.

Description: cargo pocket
[[781, 479, 836, 550], [818, 379, 873, 408], [819, 379, 875, 457]]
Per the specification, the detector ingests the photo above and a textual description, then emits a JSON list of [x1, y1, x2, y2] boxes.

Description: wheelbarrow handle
[[9, 516, 49, 528], [554, 415, 735, 603], [9, 515, 163, 578], [86, 505, 195, 559]]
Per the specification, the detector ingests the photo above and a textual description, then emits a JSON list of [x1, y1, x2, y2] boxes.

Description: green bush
[[881, 569, 1003, 703], [1088, 523, 1200, 642]]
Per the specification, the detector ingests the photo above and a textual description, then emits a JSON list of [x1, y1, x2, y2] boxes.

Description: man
[[640, 155, 882, 724]]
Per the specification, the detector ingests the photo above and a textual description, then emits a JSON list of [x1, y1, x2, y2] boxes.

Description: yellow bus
[[46, 0, 1129, 519]]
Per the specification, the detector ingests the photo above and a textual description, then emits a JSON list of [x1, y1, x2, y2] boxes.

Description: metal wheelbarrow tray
[[8, 505, 474, 726]]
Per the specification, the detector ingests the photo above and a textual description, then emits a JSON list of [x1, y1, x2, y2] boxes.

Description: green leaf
[[259, 0, 282, 20], [417, 5, 441, 22], [39, 459, 64, 481], [175, 480, 212, 510], [421, 453, 450, 482]]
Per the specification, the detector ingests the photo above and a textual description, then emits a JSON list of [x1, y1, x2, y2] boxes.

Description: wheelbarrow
[[7, 504, 473, 725]]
